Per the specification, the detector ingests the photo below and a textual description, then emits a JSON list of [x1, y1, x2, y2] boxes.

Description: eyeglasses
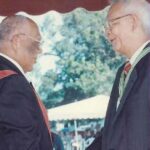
[[18, 33, 43, 53], [20, 33, 42, 44], [105, 14, 132, 32]]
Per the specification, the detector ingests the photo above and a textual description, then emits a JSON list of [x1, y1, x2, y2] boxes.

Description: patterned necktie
[[117, 61, 132, 109], [123, 61, 131, 77]]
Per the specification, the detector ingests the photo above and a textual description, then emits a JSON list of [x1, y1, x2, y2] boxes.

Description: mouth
[[110, 38, 115, 44]]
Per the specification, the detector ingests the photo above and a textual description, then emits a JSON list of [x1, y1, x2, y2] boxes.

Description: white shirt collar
[[129, 40, 150, 65], [0, 53, 25, 76]]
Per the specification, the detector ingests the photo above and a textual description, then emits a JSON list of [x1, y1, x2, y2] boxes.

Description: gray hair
[[110, 0, 150, 35], [0, 15, 36, 40]]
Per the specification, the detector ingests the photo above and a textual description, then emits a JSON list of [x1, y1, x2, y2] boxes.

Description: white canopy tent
[[48, 95, 109, 121], [48, 95, 109, 150]]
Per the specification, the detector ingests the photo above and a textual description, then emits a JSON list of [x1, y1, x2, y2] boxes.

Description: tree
[[29, 7, 124, 108]]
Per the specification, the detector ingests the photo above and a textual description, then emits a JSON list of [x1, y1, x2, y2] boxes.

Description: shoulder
[[0, 73, 29, 90], [0, 73, 35, 104]]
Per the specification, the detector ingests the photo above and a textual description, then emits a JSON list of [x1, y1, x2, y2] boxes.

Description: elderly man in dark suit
[[0, 15, 53, 150], [87, 0, 150, 150]]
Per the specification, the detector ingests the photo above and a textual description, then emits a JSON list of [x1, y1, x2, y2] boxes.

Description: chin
[[112, 40, 122, 52], [112, 45, 119, 52], [113, 45, 122, 53], [26, 68, 33, 73]]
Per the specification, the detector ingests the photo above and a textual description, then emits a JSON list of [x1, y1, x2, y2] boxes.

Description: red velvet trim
[[0, 70, 17, 79]]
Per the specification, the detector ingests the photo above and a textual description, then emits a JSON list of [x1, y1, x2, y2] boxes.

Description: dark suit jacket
[[87, 44, 150, 150], [0, 56, 53, 150]]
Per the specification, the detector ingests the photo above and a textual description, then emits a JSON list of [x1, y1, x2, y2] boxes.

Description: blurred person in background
[[51, 132, 64, 150]]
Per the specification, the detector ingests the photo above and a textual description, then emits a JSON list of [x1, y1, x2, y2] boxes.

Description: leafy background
[[25, 7, 124, 108]]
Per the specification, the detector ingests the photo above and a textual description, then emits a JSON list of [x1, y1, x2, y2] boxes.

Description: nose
[[105, 27, 111, 37], [105, 28, 113, 42]]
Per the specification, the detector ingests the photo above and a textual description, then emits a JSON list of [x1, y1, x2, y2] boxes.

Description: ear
[[130, 14, 139, 32], [11, 34, 20, 51]]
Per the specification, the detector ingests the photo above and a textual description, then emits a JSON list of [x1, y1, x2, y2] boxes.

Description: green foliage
[[30, 8, 124, 108]]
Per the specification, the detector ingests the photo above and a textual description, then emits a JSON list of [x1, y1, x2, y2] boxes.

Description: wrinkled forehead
[[107, 2, 125, 20]]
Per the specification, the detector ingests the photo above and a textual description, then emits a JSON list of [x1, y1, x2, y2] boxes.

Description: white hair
[[111, 0, 150, 35]]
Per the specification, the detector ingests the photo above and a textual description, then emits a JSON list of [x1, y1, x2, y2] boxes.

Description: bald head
[[0, 15, 39, 41]]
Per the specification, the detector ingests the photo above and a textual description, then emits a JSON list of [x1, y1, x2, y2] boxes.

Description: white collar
[[0, 53, 25, 76], [129, 40, 150, 65]]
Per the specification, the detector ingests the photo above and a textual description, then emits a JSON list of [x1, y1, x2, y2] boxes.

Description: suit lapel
[[112, 66, 138, 124]]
